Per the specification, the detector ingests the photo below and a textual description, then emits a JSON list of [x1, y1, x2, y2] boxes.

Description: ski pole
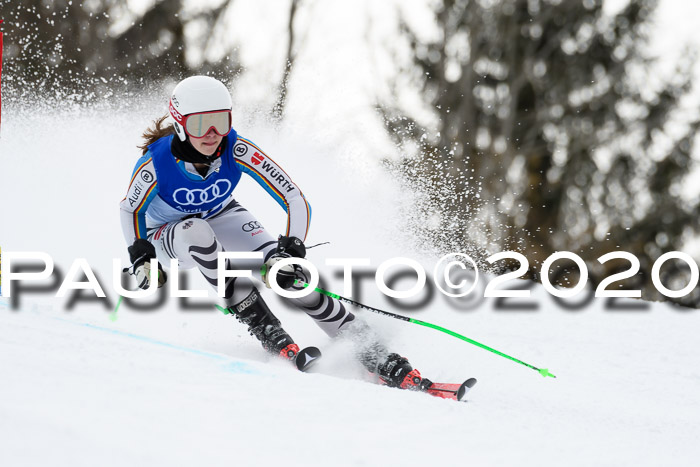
[[296, 280, 556, 378]]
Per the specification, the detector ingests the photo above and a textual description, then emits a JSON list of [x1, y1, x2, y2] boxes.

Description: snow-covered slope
[[2, 99, 700, 466]]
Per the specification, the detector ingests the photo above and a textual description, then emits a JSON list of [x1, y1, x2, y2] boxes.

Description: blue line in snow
[[58, 318, 259, 375]]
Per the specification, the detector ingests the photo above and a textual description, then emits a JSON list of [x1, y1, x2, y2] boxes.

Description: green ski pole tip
[[111, 296, 123, 322], [539, 368, 556, 378]]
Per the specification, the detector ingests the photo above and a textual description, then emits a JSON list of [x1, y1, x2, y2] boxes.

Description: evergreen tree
[[382, 0, 700, 305], [0, 0, 240, 97]]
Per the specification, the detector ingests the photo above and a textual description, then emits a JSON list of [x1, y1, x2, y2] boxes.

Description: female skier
[[120, 76, 428, 390]]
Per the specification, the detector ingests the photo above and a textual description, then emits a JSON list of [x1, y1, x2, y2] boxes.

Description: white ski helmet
[[169, 76, 233, 141]]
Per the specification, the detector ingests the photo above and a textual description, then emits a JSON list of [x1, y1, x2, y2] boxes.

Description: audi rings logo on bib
[[173, 179, 232, 206]]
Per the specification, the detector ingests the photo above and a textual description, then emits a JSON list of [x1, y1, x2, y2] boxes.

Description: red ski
[[423, 378, 477, 401]]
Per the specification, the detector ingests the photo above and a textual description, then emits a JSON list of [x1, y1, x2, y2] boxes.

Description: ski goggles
[[170, 102, 232, 138]]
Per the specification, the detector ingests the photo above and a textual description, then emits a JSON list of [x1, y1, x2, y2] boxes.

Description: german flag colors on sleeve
[[119, 156, 159, 242], [233, 137, 312, 241]]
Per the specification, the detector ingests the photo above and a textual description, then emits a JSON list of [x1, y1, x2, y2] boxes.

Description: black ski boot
[[377, 353, 432, 391], [346, 321, 431, 390], [226, 288, 299, 360]]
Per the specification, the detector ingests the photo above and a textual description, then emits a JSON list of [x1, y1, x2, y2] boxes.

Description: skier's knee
[[174, 218, 216, 249]]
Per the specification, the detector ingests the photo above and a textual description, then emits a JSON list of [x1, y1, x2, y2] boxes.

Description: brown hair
[[138, 114, 175, 155]]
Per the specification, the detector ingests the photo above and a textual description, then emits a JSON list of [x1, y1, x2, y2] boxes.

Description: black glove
[[127, 239, 167, 289], [276, 235, 306, 258]]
